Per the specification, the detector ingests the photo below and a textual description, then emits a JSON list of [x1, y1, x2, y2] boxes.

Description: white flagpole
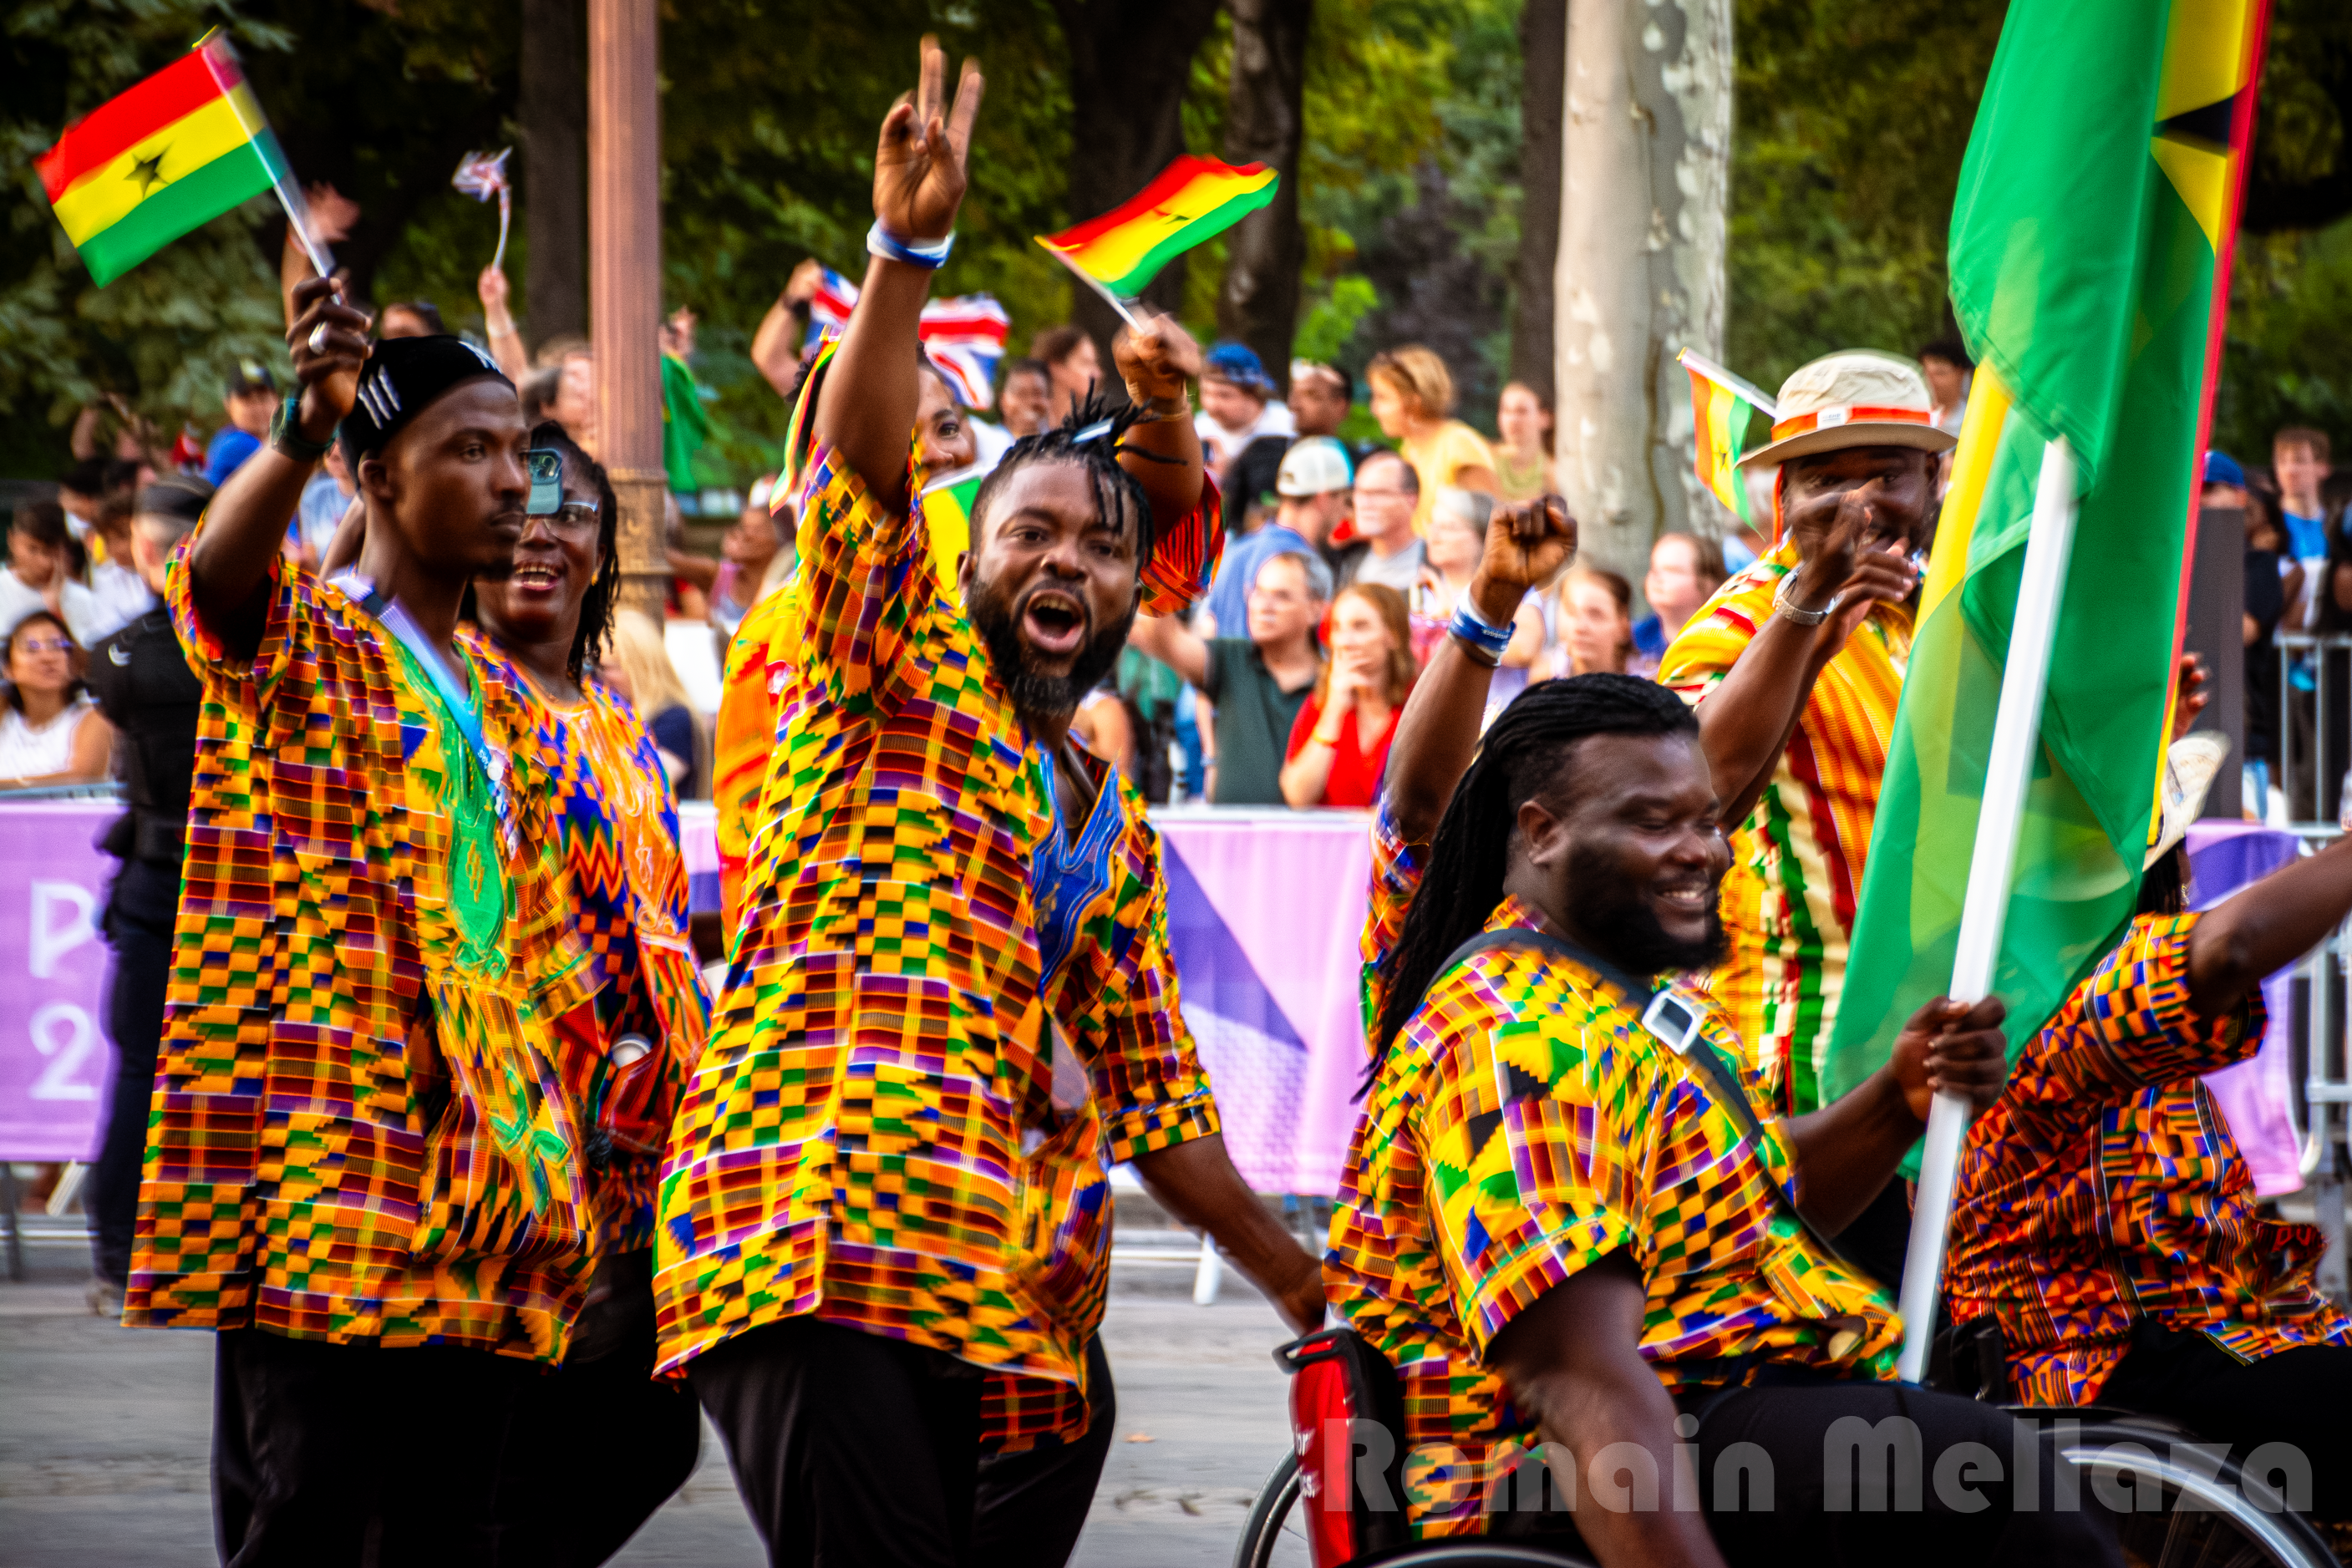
[[1894, 434, 2079, 1384]]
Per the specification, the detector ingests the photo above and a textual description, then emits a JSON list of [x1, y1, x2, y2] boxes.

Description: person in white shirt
[[1193, 342, 1296, 478], [0, 501, 101, 647], [0, 608, 113, 789], [85, 496, 157, 642]]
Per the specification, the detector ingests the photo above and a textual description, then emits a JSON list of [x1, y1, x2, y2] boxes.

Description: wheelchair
[[1233, 1327, 2345, 1568]]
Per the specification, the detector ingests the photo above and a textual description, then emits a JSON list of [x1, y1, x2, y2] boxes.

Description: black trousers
[[2097, 1321, 2352, 1519], [1491, 1376, 2120, 1567], [498, 1254, 704, 1566], [93, 860, 175, 1286], [1686, 1380, 2122, 1567], [690, 1317, 1116, 1568], [215, 1312, 700, 1568], [213, 1330, 536, 1567]]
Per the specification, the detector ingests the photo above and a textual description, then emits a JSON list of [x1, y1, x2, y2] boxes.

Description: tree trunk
[[1554, 0, 1732, 596], [1218, 0, 1313, 391], [1512, 0, 1566, 401], [1052, 0, 1225, 387], [522, 0, 588, 348]]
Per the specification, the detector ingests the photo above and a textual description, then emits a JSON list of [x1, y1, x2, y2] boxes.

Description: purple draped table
[[2186, 820, 2310, 1197]]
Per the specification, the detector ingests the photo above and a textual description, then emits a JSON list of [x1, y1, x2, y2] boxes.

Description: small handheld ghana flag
[[1679, 348, 1778, 524], [920, 465, 987, 588], [1036, 156, 1278, 318], [36, 36, 297, 287]]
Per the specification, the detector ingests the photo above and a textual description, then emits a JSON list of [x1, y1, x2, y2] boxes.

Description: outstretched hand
[[1887, 994, 2009, 1124], [872, 37, 983, 244], [1113, 313, 1202, 410]]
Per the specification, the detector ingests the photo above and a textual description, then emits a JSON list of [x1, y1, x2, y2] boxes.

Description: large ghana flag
[[1823, 0, 2269, 1100], [1035, 156, 1278, 301], [35, 37, 292, 287]]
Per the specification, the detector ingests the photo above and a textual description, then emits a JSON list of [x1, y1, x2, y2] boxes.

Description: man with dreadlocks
[[1323, 521, 2122, 1559], [653, 40, 1323, 1566]]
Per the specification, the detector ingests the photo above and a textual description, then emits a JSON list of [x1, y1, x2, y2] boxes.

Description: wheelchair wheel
[[2064, 1422, 2340, 1568], [1232, 1449, 1598, 1568], [1235, 1450, 1306, 1568]]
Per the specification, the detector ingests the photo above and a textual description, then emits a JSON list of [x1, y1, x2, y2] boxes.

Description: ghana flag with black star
[[34, 37, 293, 287], [1825, 0, 2268, 1102]]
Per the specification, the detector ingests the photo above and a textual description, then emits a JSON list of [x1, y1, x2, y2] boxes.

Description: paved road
[[0, 1247, 1297, 1566]]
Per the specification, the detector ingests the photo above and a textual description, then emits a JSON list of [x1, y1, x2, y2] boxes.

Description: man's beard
[[1565, 838, 1728, 977], [967, 573, 1135, 718]]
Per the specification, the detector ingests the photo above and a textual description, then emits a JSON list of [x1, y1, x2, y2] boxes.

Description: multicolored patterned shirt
[[1331, 825, 1900, 1537], [485, 652, 712, 1255], [1659, 537, 1910, 1112], [129, 556, 602, 1362], [713, 586, 796, 941], [1945, 914, 2352, 1405], [653, 447, 1222, 1445]]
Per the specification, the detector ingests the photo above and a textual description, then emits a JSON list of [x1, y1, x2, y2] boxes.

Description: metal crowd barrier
[[2278, 635, 2352, 1297]]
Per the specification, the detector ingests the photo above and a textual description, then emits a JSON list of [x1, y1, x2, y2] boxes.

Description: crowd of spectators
[[16, 297, 2342, 827]]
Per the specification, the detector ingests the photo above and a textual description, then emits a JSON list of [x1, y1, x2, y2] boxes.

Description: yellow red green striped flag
[[35, 37, 293, 287], [1679, 349, 1776, 524], [1036, 156, 1278, 307]]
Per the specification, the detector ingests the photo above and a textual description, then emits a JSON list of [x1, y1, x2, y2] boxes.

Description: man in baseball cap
[[201, 357, 282, 486], [1655, 348, 1956, 1285], [1201, 434, 1353, 637]]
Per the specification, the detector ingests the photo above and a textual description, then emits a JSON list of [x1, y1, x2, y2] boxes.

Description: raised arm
[[477, 266, 531, 382], [1110, 317, 1205, 526], [188, 276, 369, 658], [812, 40, 983, 514], [1384, 496, 1576, 844], [1125, 611, 1211, 688], [1691, 483, 1915, 827]]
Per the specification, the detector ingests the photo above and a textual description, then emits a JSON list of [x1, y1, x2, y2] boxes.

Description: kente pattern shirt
[[713, 586, 796, 941], [653, 448, 1222, 1446], [486, 652, 712, 1255], [127, 556, 602, 1362], [1330, 819, 1899, 1537], [1658, 538, 1909, 1112], [1944, 914, 2352, 1405]]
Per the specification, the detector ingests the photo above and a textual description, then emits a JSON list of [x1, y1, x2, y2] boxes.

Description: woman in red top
[[1282, 581, 1413, 808]]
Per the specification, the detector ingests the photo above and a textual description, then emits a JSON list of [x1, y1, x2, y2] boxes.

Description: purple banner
[[0, 802, 119, 1160], [1156, 810, 1370, 1196]]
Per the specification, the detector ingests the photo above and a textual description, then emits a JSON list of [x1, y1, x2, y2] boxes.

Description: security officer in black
[[84, 475, 209, 1305]]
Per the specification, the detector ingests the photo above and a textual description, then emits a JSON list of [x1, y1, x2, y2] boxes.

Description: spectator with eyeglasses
[[1334, 449, 1425, 596], [0, 611, 112, 789]]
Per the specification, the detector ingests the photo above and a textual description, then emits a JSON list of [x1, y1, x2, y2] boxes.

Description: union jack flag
[[805, 266, 1010, 410]]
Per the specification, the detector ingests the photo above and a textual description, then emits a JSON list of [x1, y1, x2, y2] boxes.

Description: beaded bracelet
[[866, 221, 954, 269]]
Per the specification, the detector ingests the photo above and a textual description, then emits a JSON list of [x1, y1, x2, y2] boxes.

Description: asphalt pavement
[[0, 1231, 1298, 1567]]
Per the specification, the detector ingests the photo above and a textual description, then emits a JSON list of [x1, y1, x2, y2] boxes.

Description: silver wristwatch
[[1772, 571, 1841, 627]]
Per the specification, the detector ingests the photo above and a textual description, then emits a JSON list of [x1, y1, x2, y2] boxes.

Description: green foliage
[[2211, 220, 2352, 464], [1293, 274, 1378, 363]]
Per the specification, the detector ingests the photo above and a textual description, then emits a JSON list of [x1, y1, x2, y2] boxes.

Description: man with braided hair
[[1320, 515, 2119, 1559], [654, 40, 1321, 1567]]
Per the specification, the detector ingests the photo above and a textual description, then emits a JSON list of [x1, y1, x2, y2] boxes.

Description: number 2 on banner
[[30, 1001, 99, 1100]]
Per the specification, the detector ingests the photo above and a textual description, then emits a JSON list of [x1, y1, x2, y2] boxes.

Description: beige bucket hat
[[1736, 349, 1958, 469], [2146, 730, 2232, 870]]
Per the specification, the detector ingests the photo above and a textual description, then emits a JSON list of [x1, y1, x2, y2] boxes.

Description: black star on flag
[[127, 148, 169, 199]]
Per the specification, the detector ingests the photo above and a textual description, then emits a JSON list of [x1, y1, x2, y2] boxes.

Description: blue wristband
[[1448, 599, 1515, 662], [866, 221, 954, 269]]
